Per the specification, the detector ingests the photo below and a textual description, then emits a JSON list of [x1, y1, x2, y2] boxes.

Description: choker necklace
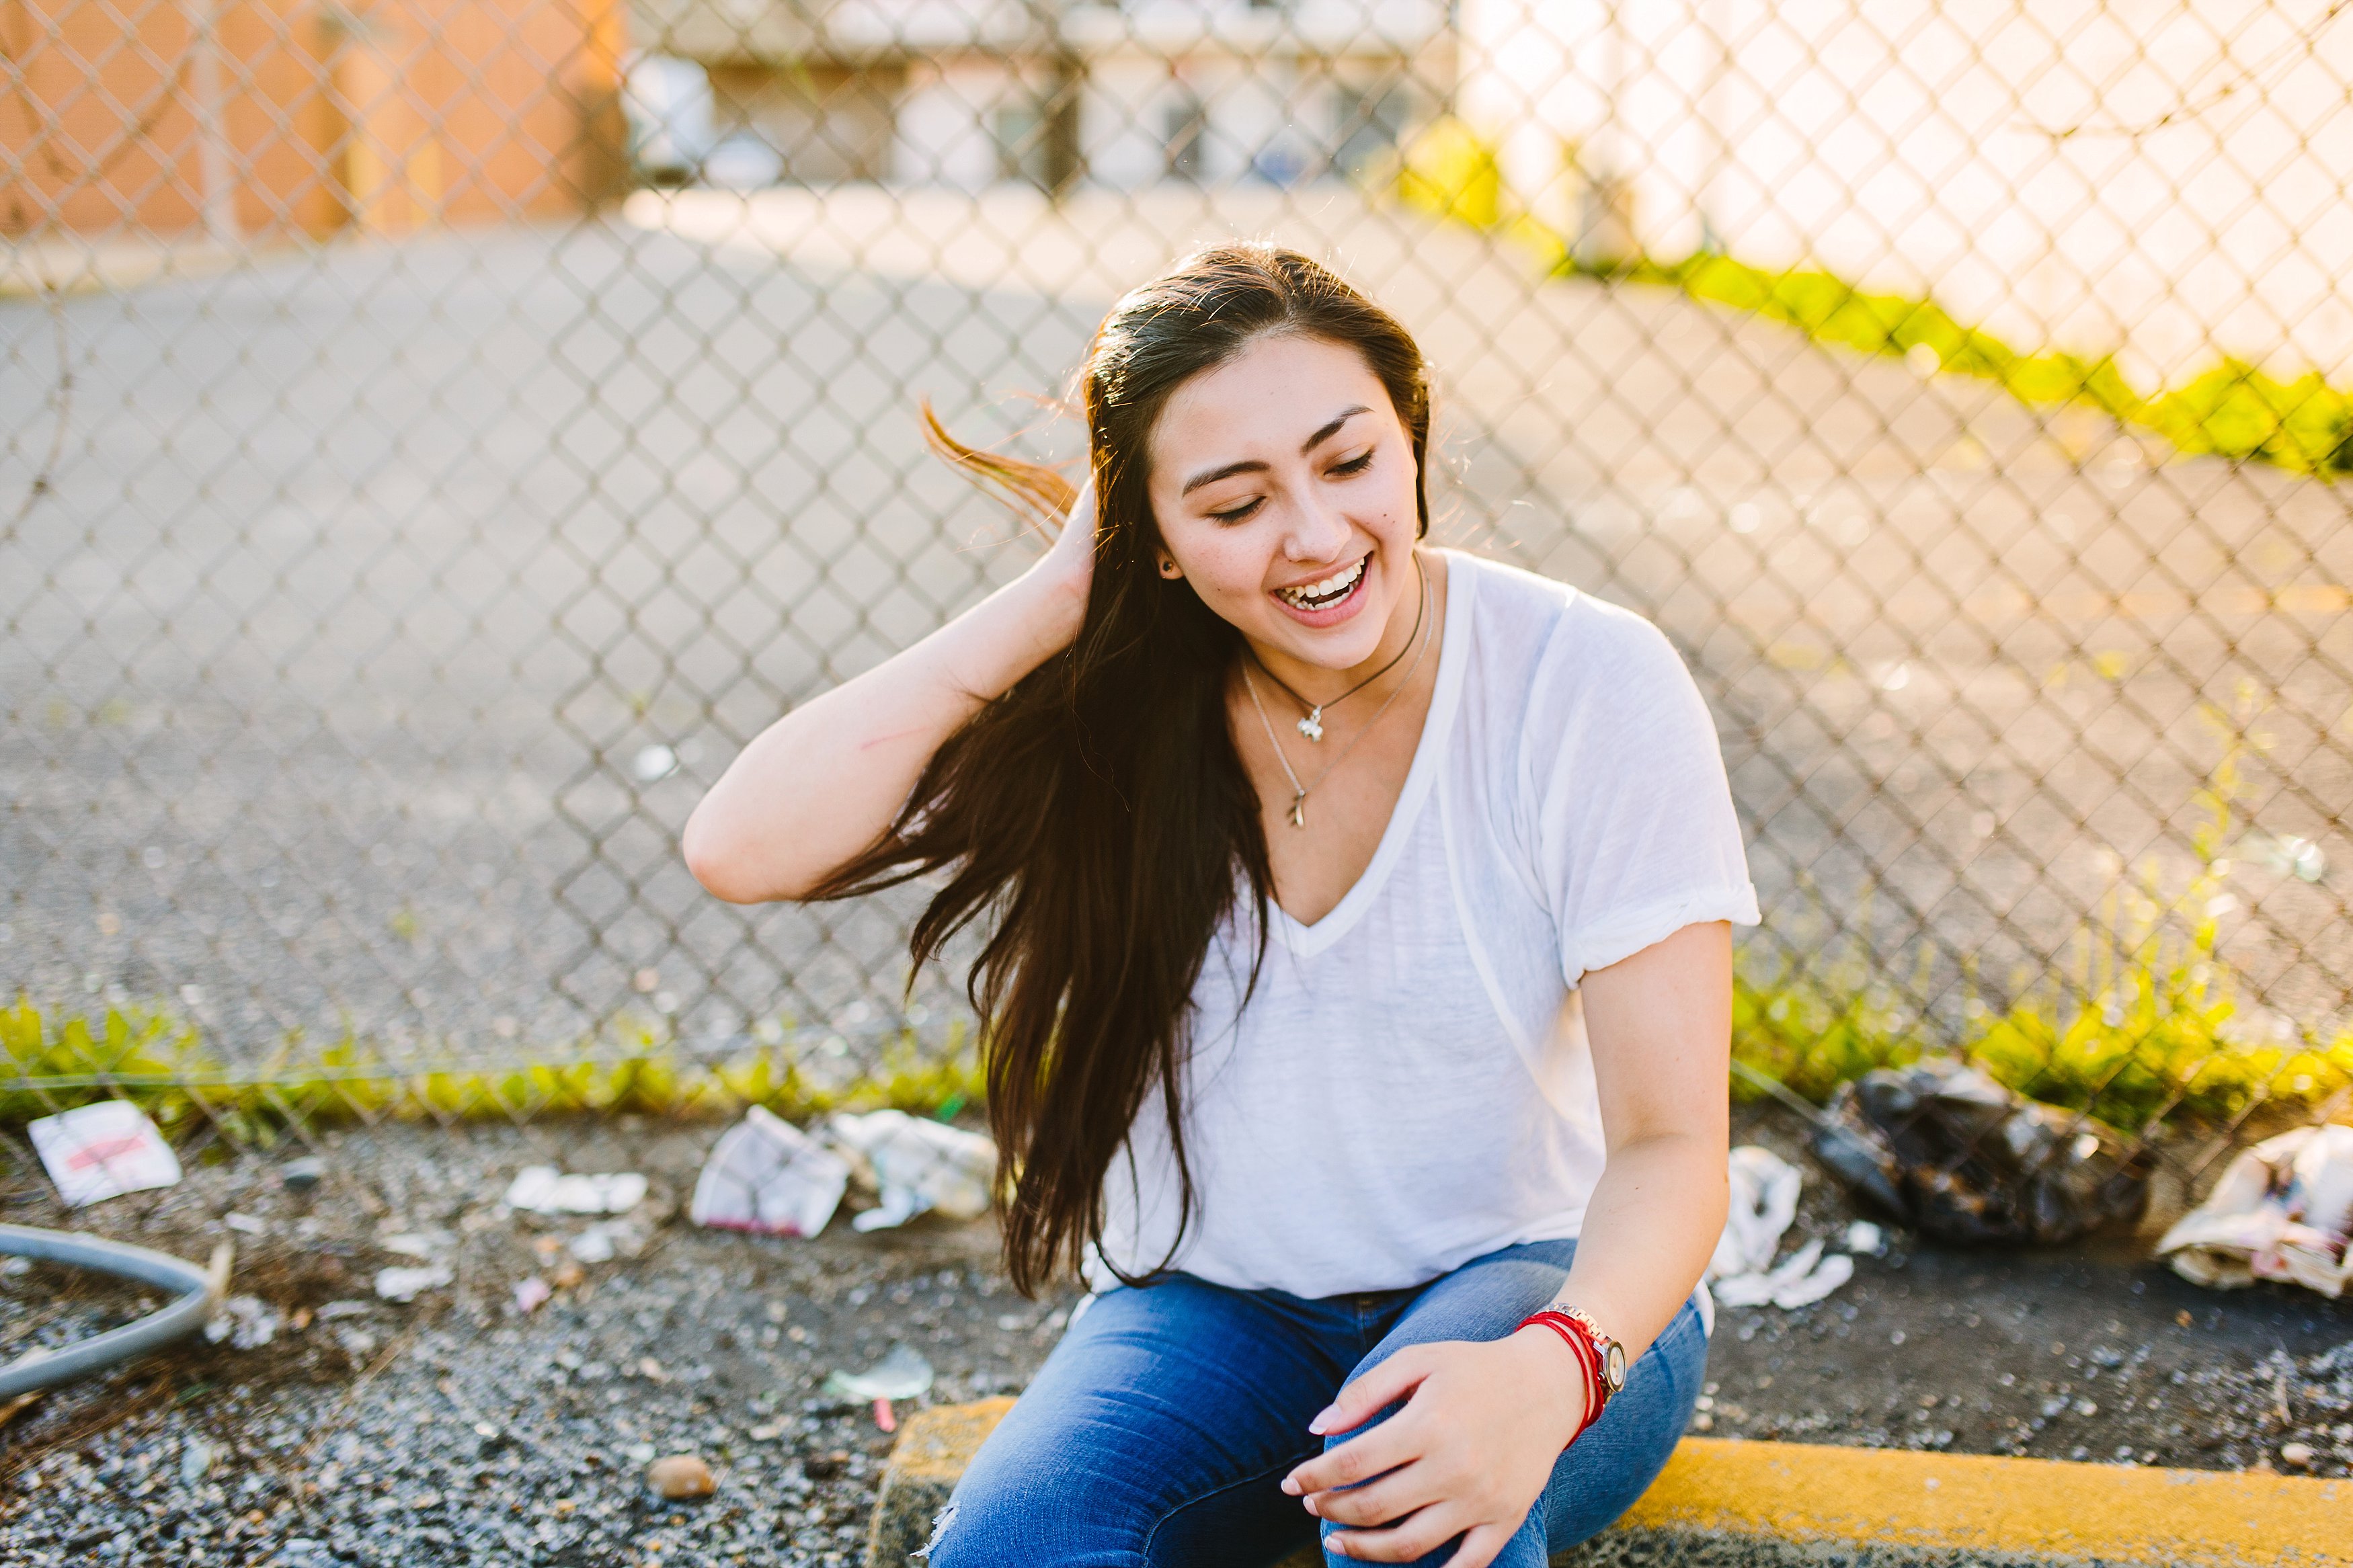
[[1249, 557, 1426, 741], [1240, 559, 1432, 829]]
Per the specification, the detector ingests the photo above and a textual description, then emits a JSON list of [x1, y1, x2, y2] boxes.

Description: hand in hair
[[680, 474, 1096, 904]]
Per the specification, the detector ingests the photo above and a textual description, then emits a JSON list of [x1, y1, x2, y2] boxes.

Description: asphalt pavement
[[3, 189, 2348, 1065]]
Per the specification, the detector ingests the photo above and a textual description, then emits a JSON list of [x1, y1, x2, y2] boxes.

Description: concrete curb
[[865, 1400, 2350, 1567]]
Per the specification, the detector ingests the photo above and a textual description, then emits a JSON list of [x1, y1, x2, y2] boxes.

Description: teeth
[[1278, 556, 1366, 608]]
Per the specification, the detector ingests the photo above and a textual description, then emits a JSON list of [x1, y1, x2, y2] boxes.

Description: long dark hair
[[815, 244, 1433, 1294]]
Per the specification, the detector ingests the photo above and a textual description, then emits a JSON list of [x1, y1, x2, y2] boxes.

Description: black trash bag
[[1811, 1058, 2150, 1245]]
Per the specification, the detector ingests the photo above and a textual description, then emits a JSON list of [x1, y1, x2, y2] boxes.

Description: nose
[[1279, 484, 1355, 565]]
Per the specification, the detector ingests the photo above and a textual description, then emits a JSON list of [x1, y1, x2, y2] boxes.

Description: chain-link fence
[[5, 0, 2351, 1171]]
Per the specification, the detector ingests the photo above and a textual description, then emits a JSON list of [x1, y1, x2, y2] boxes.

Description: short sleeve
[[1525, 600, 1759, 985]]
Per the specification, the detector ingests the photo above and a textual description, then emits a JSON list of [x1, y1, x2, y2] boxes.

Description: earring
[[1159, 560, 1181, 579]]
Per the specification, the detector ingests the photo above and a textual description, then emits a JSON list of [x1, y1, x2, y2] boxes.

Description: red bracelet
[[1517, 1311, 1605, 1446]]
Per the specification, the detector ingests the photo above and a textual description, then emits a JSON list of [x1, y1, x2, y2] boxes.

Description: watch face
[[1604, 1342, 1628, 1389]]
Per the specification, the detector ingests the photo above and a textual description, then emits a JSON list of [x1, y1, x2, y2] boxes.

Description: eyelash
[[1207, 450, 1375, 524]]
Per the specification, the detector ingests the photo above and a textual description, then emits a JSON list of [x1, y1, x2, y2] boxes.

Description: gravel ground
[[2, 1105, 2349, 1567]]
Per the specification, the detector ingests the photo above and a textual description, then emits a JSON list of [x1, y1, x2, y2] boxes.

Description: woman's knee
[[922, 1468, 1148, 1568]]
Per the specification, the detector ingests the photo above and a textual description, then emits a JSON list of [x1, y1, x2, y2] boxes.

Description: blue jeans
[[923, 1239, 1709, 1568]]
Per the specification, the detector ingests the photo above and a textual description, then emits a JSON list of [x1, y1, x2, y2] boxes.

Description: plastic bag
[[1810, 1059, 2147, 1245], [827, 1110, 996, 1231]]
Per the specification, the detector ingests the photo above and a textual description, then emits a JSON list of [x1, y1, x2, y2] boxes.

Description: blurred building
[[3, 0, 629, 244], [626, 0, 1450, 190], [1458, 0, 2353, 384]]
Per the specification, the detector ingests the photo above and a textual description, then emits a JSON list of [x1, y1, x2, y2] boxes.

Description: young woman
[[684, 246, 1757, 1568]]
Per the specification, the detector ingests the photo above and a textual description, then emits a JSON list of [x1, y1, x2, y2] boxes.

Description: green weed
[[0, 1000, 984, 1139], [1732, 707, 2353, 1130]]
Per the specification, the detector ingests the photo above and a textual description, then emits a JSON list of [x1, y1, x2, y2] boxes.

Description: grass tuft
[[0, 1002, 984, 1139]]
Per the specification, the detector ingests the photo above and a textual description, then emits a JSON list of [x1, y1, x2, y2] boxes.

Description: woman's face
[[1144, 332, 1420, 673]]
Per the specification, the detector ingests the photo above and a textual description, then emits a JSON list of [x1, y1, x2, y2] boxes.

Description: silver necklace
[[1248, 565, 1427, 741], [1240, 561, 1432, 829]]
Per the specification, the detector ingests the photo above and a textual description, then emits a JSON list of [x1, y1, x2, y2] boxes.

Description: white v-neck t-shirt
[[1090, 550, 1760, 1298]]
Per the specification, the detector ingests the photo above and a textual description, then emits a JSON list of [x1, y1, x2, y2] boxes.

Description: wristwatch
[[1555, 1307, 1627, 1408], [1517, 1304, 1628, 1442]]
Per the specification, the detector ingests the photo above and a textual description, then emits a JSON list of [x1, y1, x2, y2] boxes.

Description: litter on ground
[[503, 1165, 649, 1216], [1708, 1145, 1858, 1308], [26, 1100, 182, 1206], [205, 1294, 282, 1350], [689, 1106, 850, 1237], [1811, 1058, 2148, 1245], [823, 1343, 936, 1434], [2158, 1124, 2353, 1298], [827, 1110, 995, 1231], [373, 1264, 454, 1303]]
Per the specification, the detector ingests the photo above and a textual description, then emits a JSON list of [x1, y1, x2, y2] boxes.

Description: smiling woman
[[681, 245, 1759, 1568]]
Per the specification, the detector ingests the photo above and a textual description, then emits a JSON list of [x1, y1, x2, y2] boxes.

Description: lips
[[1274, 554, 1368, 611]]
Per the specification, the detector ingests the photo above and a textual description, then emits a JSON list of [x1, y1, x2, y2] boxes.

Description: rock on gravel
[[649, 1453, 718, 1499]]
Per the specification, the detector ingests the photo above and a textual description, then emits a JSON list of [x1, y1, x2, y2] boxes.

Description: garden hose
[[0, 1224, 214, 1399]]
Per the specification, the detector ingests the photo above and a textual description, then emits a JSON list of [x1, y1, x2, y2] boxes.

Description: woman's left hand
[[1280, 1329, 1587, 1565]]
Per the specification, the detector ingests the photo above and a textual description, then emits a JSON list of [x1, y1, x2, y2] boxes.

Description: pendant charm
[[1297, 708, 1324, 743], [1287, 792, 1307, 829]]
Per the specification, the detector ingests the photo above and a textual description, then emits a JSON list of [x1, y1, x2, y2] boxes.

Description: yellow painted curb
[[888, 1396, 1016, 1484], [874, 1404, 2350, 1567], [1626, 1437, 2350, 1567]]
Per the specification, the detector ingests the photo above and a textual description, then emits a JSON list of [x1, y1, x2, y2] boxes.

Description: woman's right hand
[[684, 470, 1104, 904], [1035, 472, 1099, 606]]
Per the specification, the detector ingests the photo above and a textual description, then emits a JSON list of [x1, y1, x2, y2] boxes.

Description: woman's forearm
[[683, 554, 1088, 903], [1537, 1130, 1729, 1364], [1522, 919, 1734, 1374]]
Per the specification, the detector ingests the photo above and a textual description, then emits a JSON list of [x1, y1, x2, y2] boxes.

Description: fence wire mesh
[[5, 0, 2352, 1187]]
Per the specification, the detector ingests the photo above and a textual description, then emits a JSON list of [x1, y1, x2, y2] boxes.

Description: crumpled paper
[[205, 1294, 282, 1350], [2157, 1124, 2353, 1298], [26, 1100, 182, 1207], [689, 1105, 852, 1237], [687, 1106, 998, 1237], [1708, 1145, 1856, 1308]]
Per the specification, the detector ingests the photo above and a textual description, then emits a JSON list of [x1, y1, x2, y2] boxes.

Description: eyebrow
[[1177, 406, 1373, 497]]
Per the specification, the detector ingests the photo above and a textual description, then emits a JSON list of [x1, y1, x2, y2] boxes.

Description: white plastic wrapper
[[822, 1343, 935, 1403], [2158, 1124, 2353, 1298], [503, 1165, 648, 1215], [27, 1100, 182, 1207], [374, 1264, 453, 1303], [688, 1105, 850, 1237], [1707, 1145, 1857, 1309], [828, 1109, 996, 1231]]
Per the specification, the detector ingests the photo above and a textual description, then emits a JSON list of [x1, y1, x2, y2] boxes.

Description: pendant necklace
[[1240, 560, 1432, 829], [1248, 564, 1427, 741]]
